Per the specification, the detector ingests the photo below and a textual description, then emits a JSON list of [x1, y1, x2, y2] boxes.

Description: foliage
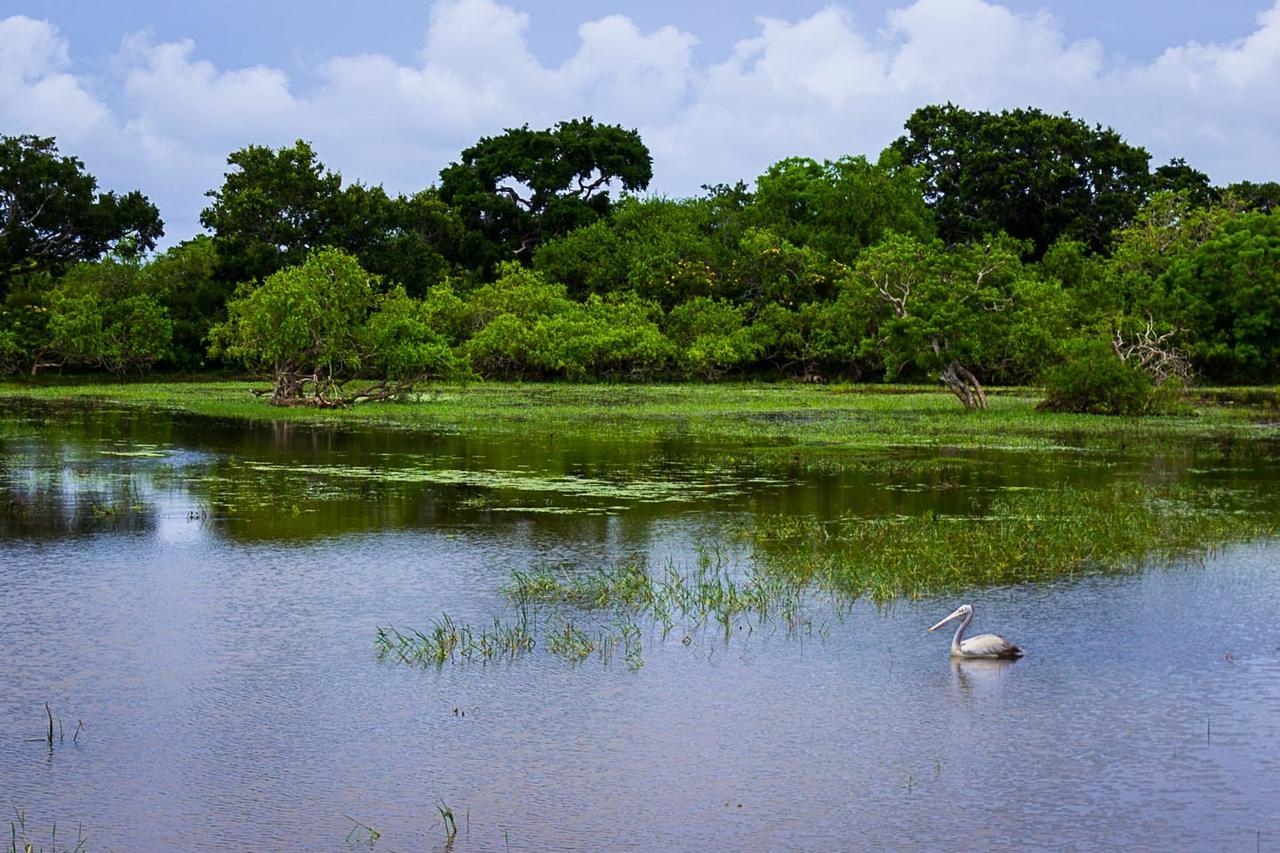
[[462, 265, 671, 379], [664, 297, 759, 379], [1038, 337, 1159, 415], [200, 140, 459, 290], [1162, 212, 1280, 382], [744, 152, 934, 263], [440, 117, 652, 265], [1224, 180, 1280, 214], [210, 248, 459, 405], [891, 104, 1152, 257], [200, 140, 344, 283], [0, 134, 162, 290], [31, 257, 173, 375], [533, 197, 729, 307], [848, 232, 1053, 407], [137, 237, 224, 369]]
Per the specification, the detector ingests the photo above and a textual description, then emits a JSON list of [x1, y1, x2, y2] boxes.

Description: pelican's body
[[928, 604, 1023, 659]]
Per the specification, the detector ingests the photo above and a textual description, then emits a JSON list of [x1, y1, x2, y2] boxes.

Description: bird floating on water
[[928, 604, 1023, 659]]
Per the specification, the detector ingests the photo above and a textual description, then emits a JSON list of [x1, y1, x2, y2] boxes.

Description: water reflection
[[949, 657, 1019, 695]]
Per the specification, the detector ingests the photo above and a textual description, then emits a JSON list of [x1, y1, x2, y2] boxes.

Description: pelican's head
[[928, 603, 973, 632]]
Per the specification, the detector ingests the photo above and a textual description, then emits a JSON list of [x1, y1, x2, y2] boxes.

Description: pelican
[[928, 604, 1023, 659]]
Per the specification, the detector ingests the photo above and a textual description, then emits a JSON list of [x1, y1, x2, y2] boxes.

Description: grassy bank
[[1, 380, 1277, 457]]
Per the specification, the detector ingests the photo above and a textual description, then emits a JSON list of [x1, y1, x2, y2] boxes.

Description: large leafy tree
[[850, 233, 1061, 408], [201, 140, 459, 291], [1162, 212, 1280, 381], [891, 105, 1152, 257], [744, 152, 934, 264], [200, 140, 344, 283], [209, 248, 461, 405], [439, 118, 652, 265], [0, 135, 162, 292]]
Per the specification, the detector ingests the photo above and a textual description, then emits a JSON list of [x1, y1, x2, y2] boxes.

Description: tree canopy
[[891, 104, 1152, 257], [0, 135, 162, 291], [439, 118, 652, 265]]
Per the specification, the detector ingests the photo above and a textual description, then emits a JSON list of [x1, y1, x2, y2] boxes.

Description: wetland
[[2, 383, 1279, 850]]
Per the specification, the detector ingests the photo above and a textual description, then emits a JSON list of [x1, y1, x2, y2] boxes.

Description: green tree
[[210, 248, 459, 405], [1162, 212, 1280, 381], [664, 297, 760, 379], [533, 197, 730, 308], [0, 135, 162, 292], [1223, 181, 1280, 214], [138, 237, 223, 369], [1151, 158, 1215, 207], [34, 256, 173, 375], [744, 152, 934, 264], [201, 140, 459, 290], [440, 118, 652, 265], [851, 233, 1054, 408], [891, 104, 1151, 257]]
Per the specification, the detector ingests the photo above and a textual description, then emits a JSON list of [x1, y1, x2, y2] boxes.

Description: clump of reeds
[[375, 614, 535, 665]]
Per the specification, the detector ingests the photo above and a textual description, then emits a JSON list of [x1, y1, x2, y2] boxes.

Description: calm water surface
[[2, 402, 1279, 851]]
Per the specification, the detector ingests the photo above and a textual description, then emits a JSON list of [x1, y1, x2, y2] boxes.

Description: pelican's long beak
[[928, 608, 963, 632]]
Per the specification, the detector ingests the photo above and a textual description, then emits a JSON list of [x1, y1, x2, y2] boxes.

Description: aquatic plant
[[6, 811, 86, 853], [751, 483, 1277, 601]]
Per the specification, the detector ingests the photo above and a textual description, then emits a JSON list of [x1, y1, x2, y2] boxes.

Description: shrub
[[1038, 338, 1171, 415]]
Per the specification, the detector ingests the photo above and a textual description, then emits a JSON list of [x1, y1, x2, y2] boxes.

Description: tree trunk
[[939, 360, 988, 410]]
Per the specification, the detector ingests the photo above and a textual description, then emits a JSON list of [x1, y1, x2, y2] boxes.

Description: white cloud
[[2, 0, 1279, 244]]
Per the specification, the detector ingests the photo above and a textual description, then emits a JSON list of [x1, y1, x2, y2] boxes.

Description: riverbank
[[2, 380, 1277, 458]]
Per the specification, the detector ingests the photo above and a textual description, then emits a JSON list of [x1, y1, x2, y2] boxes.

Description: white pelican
[[928, 604, 1023, 659]]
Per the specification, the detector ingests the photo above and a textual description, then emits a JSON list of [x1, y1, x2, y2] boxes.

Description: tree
[[0, 135, 162, 292], [200, 140, 344, 283], [533, 197, 731, 308], [891, 105, 1151, 257], [744, 152, 934, 264], [1151, 158, 1215, 207], [33, 256, 172, 375], [439, 118, 652, 265], [851, 233, 1053, 408], [138, 237, 224, 369], [209, 248, 460, 405], [201, 140, 459, 290], [1224, 181, 1280, 214], [1162, 212, 1280, 381]]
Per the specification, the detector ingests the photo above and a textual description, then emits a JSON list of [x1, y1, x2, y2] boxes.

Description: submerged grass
[[752, 483, 1277, 601], [381, 548, 818, 669]]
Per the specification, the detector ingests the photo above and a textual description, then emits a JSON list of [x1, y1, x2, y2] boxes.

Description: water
[[2, 402, 1279, 851]]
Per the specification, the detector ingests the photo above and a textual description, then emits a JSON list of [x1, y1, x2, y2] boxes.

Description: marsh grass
[[751, 484, 1277, 601], [3, 382, 1276, 460], [6, 811, 85, 853], [374, 614, 535, 665]]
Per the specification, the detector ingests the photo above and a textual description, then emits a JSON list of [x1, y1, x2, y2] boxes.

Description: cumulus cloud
[[2, 0, 1279, 243]]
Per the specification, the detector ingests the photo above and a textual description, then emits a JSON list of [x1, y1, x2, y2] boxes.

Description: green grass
[[751, 483, 1276, 601], [1, 380, 1276, 462]]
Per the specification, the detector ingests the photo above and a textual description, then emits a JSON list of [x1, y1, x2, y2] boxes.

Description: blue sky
[[4, 1, 1278, 242]]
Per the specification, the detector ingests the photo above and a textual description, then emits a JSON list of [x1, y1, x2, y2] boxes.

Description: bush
[[1038, 338, 1176, 415]]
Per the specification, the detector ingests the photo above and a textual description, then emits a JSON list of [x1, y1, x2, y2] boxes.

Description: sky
[[3, 0, 1279, 244]]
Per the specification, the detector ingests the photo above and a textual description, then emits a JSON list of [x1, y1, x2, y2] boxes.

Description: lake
[[2, 400, 1278, 851]]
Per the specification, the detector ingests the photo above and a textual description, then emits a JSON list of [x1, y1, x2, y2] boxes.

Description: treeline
[[1, 107, 1277, 409]]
